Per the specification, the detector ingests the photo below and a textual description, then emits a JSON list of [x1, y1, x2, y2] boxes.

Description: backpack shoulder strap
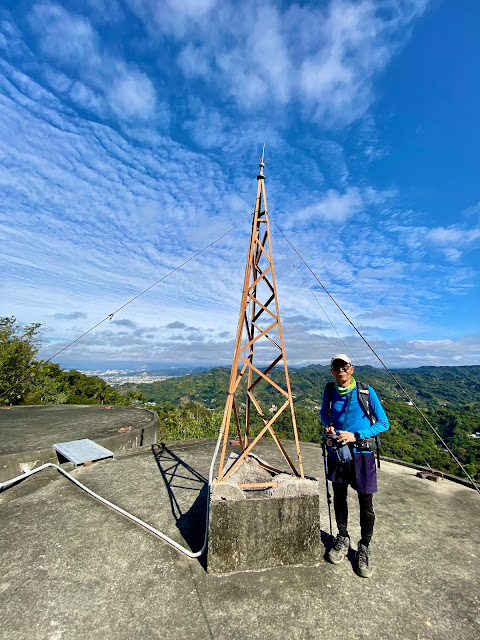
[[356, 381, 375, 424], [356, 381, 381, 468], [325, 381, 335, 421]]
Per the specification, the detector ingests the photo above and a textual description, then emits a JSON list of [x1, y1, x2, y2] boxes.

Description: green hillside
[[119, 364, 480, 483], [119, 364, 480, 412], [0, 316, 132, 407]]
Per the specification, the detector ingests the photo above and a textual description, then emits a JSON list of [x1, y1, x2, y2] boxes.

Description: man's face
[[331, 359, 354, 385]]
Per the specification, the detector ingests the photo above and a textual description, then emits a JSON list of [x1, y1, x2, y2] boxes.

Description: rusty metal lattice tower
[[217, 148, 305, 483]]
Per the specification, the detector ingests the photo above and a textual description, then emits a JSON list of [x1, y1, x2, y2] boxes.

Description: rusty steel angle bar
[[266, 424, 299, 476], [217, 165, 305, 483], [254, 236, 271, 263], [239, 354, 288, 397], [232, 399, 244, 451], [246, 389, 268, 422], [246, 354, 284, 393], [238, 482, 278, 489], [252, 321, 282, 350], [243, 311, 253, 342], [247, 292, 277, 320], [248, 264, 272, 292], [220, 419, 269, 481], [262, 192, 304, 478], [233, 358, 249, 393], [262, 275, 275, 295], [217, 393, 234, 479], [239, 320, 278, 353], [253, 293, 275, 322], [221, 399, 291, 481]]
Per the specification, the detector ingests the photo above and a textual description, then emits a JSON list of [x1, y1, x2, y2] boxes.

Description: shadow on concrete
[[152, 443, 208, 570], [320, 528, 332, 548]]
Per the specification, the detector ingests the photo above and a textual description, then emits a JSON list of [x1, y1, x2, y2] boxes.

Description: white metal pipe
[[0, 429, 224, 559]]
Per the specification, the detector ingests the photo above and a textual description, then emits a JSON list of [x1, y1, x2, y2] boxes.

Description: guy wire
[[269, 214, 480, 496], [0, 213, 253, 403]]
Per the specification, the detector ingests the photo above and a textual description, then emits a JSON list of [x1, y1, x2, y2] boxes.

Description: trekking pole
[[321, 440, 333, 538]]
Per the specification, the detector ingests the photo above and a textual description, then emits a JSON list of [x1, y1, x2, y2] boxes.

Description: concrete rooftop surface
[[0, 404, 157, 456], [1, 436, 479, 640], [0, 405, 158, 482]]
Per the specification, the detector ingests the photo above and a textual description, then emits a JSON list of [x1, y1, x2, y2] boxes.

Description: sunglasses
[[331, 364, 351, 372]]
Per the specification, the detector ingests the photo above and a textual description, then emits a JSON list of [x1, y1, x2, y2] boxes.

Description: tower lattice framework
[[217, 153, 305, 483]]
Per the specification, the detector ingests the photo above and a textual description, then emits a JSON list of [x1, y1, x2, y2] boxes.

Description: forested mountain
[[2, 315, 479, 483], [119, 364, 480, 412], [119, 364, 480, 483], [0, 317, 134, 406]]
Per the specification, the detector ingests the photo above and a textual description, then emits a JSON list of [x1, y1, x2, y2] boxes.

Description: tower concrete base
[[207, 492, 321, 574]]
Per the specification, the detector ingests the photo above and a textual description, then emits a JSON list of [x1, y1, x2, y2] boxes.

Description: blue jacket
[[320, 384, 389, 440]]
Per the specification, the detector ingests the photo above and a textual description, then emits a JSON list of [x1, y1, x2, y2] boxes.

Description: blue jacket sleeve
[[357, 386, 389, 439]]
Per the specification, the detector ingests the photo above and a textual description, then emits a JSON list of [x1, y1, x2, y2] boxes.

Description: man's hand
[[325, 426, 336, 434], [337, 430, 356, 445]]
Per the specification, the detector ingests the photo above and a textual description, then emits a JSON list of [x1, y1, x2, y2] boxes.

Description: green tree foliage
[[380, 401, 480, 481], [0, 316, 129, 406], [0, 316, 42, 405], [122, 363, 480, 412], [129, 365, 480, 483], [155, 402, 223, 441]]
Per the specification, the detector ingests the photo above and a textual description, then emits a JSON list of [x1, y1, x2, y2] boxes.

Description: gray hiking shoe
[[328, 534, 350, 564], [356, 541, 373, 578]]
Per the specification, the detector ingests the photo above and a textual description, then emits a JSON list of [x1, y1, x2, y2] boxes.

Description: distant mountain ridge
[[117, 363, 480, 483], [119, 364, 480, 412]]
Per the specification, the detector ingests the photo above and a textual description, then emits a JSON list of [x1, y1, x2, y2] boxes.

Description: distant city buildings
[[79, 369, 171, 386]]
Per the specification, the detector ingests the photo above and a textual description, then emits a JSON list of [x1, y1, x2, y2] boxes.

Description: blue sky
[[1, 0, 479, 369]]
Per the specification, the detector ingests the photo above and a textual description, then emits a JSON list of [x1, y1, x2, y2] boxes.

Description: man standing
[[320, 354, 389, 577]]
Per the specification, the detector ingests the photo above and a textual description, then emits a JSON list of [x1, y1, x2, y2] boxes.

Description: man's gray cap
[[330, 353, 351, 365]]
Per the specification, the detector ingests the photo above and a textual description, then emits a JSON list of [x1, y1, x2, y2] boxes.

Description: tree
[[23, 362, 69, 405], [126, 390, 147, 403], [0, 316, 131, 407], [0, 316, 42, 405]]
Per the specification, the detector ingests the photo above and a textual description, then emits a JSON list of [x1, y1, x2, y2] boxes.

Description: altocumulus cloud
[[128, 0, 428, 126], [28, 3, 159, 121], [2, 0, 480, 369]]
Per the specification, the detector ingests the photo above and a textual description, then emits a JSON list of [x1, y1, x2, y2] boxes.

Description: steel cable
[[269, 214, 480, 496], [271, 232, 360, 367], [0, 213, 253, 403]]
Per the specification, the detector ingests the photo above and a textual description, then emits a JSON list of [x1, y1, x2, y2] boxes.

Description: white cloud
[[299, 187, 363, 223], [294, 185, 393, 224], [0, 14, 33, 58], [29, 3, 99, 63], [47, 317, 478, 368], [127, 0, 427, 126], [178, 43, 211, 78], [426, 226, 480, 246], [43, 67, 73, 93], [442, 247, 462, 262], [3, 0, 479, 370], [107, 67, 156, 119], [69, 80, 106, 115], [463, 201, 480, 221], [126, 0, 219, 38], [27, 3, 158, 122], [53, 312, 88, 320], [393, 223, 480, 263]]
